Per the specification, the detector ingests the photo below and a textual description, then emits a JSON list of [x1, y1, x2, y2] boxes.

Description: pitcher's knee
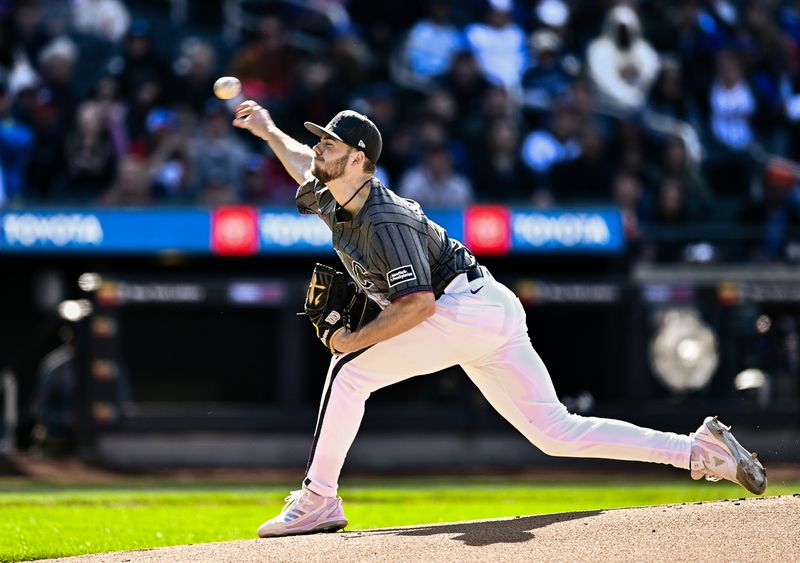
[[525, 402, 590, 457], [532, 429, 577, 457]]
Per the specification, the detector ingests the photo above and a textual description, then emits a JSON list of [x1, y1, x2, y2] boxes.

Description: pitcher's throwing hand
[[232, 100, 275, 140]]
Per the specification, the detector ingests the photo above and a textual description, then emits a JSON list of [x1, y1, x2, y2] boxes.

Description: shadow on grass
[[360, 510, 603, 547]]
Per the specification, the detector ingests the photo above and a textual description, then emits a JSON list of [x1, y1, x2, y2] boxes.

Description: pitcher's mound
[[43, 495, 799, 562]]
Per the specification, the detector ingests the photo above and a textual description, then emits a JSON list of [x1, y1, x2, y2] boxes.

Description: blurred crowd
[[2, 0, 800, 259]]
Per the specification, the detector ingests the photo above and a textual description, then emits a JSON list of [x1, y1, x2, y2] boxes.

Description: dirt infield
[[40, 495, 799, 563]]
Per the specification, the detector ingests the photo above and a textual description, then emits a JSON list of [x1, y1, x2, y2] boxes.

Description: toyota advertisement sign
[[0, 207, 624, 255]]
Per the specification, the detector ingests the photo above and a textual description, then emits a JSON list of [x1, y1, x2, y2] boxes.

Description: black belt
[[466, 264, 483, 282], [448, 263, 482, 286], [437, 263, 483, 298]]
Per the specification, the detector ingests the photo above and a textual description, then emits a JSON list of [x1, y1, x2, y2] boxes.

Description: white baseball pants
[[304, 267, 692, 497]]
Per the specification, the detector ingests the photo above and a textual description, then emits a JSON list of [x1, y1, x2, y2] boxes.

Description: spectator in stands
[[8, 1, 51, 96], [190, 100, 247, 204], [132, 105, 176, 163], [100, 154, 152, 206], [613, 118, 653, 181], [612, 171, 648, 254], [173, 37, 219, 116], [659, 175, 697, 224], [328, 30, 371, 94], [64, 100, 117, 199], [145, 108, 192, 202], [416, 115, 450, 150], [71, 0, 130, 43], [37, 35, 78, 120], [347, 0, 420, 65], [464, 0, 528, 91], [404, 114, 464, 182], [3, 51, 39, 106], [549, 124, 615, 203], [23, 88, 67, 199], [668, 1, 729, 106], [241, 153, 269, 203], [230, 15, 300, 108], [653, 177, 690, 223], [108, 20, 173, 108], [240, 152, 293, 205], [587, 5, 660, 114], [471, 118, 534, 203], [125, 75, 169, 153], [398, 141, 473, 208], [11, 83, 38, 127], [647, 56, 701, 129], [520, 101, 581, 184], [376, 123, 412, 187], [90, 75, 129, 158], [568, 79, 598, 124], [709, 51, 757, 152], [521, 29, 579, 124], [705, 50, 756, 197], [743, 1, 789, 151], [0, 80, 35, 206], [421, 88, 469, 173], [439, 49, 492, 126], [645, 135, 713, 219], [402, 0, 463, 85], [11, 0, 51, 63], [361, 82, 400, 142], [462, 84, 518, 156]]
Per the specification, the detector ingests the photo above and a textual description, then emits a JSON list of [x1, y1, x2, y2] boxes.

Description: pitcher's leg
[[462, 335, 692, 469], [304, 310, 475, 497], [259, 289, 480, 537], [303, 351, 371, 497]]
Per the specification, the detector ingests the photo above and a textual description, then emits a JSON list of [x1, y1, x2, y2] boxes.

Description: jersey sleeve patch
[[386, 264, 417, 287]]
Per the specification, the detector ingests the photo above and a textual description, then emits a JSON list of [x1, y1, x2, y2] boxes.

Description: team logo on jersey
[[352, 261, 374, 289], [387, 265, 417, 287]]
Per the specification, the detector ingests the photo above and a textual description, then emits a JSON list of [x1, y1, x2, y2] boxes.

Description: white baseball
[[213, 76, 241, 100]]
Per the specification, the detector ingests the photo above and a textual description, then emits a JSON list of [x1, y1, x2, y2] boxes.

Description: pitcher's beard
[[312, 153, 349, 184]]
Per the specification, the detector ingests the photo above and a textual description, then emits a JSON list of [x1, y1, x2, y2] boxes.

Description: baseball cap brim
[[304, 121, 346, 144]]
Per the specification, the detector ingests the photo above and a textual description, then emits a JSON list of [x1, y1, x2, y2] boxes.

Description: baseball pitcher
[[232, 102, 767, 538]]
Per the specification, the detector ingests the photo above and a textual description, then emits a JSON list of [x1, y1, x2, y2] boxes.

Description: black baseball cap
[[304, 110, 382, 163]]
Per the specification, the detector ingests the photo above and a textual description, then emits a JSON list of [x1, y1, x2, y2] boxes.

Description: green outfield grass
[[1, 478, 798, 562]]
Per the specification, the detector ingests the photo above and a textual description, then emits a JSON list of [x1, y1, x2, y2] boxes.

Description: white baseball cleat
[[257, 488, 348, 538], [690, 416, 767, 495]]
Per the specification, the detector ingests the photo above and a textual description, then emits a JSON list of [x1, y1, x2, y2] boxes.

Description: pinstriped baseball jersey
[[296, 177, 475, 308]]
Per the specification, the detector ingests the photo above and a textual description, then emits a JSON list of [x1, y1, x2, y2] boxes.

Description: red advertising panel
[[211, 206, 259, 255], [464, 205, 511, 255]]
